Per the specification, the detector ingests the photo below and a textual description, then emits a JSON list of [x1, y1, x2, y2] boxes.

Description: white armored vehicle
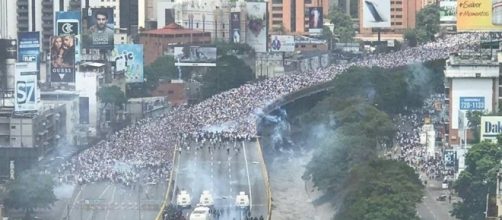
[[176, 190, 192, 208]]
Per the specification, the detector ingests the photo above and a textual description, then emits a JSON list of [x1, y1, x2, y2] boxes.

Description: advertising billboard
[[113, 44, 144, 83], [15, 62, 39, 112], [362, 0, 391, 28], [480, 116, 502, 142], [230, 12, 241, 43], [82, 8, 114, 49], [459, 97, 485, 110], [308, 7, 323, 34], [50, 36, 76, 83], [457, 0, 502, 31], [444, 150, 457, 167], [246, 2, 267, 53], [440, 0, 457, 22], [174, 46, 217, 67], [56, 11, 81, 63], [17, 32, 40, 71], [270, 35, 295, 52]]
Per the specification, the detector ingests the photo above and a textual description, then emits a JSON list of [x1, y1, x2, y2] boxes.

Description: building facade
[[139, 23, 211, 64], [269, 0, 329, 35], [444, 51, 500, 147], [40, 90, 80, 145]]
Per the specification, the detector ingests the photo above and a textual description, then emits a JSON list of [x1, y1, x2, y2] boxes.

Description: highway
[[63, 181, 166, 220], [173, 141, 268, 219]]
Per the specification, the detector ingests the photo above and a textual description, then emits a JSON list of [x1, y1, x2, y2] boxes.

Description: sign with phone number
[[460, 97, 485, 110]]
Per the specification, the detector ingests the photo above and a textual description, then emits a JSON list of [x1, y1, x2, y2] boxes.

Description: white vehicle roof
[[199, 191, 214, 206], [235, 191, 250, 207], [189, 206, 211, 220], [176, 191, 191, 206]]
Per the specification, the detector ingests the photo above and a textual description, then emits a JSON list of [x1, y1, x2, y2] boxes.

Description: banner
[[270, 35, 295, 52], [362, 0, 391, 28], [15, 62, 39, 112], [50, 36, 76, 83], [457, 0, 502, 31], [440, 0, 457, 22], [82, 8, 114, 49], [444, 150, 457, 167], [56, 11, 81, 63], [308, 7, 323, 34], [459, 97, 485, 110], [113, 44, 144, 83], [246, 2, 267, 52], [17, 32, 40, 71], [480, 116, 502, 142], [230, 12, 241, 43], [174, 46, 217, 66]]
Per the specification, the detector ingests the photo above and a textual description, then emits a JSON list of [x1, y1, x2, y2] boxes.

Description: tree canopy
[[96, 85, 127, 107], [452, 141, 502, 220], [329, 6, 355, 42], [295, 65, 440, 219], [416, 5, 440, 41], [200, 55, 254, 99], [336, 159, 424, 220], [4, 172, 57, 218]]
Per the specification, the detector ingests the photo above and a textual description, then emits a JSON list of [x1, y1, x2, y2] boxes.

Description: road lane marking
[[105, 185, 117, 220], [242, 141, 253, 210]]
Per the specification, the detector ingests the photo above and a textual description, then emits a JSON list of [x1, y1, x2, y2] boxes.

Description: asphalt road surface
[[417, 180, 458, 220], [173, 140, 268, 220], [62, 181, 166, 220]]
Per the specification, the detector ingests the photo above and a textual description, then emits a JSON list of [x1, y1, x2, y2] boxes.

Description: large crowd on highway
[[56, 32, 483, 186]]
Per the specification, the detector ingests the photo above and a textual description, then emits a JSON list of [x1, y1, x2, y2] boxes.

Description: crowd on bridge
[[56, 32, 482, 186]]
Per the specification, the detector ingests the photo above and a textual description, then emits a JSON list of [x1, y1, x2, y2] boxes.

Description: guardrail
[[256, 139, 272, 220], [155, 144, 178, 220]]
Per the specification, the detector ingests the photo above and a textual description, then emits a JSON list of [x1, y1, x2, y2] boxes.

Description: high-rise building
[[268, 0, 329, 35], [0, 0, 81, 55]]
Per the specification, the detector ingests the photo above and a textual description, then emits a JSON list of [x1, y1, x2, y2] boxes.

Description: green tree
[[200, 55, 254, 99], [4, 172, 57, 219], [97, 85, 127, 107], [143, 55, 183, 90], [329, 7, 355, 42], [452, 141, 502, 220], [335, 159, 424, 220], [416, 5, 440, 42]]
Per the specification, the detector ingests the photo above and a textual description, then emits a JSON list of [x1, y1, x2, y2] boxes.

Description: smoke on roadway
[[259, 108, 335, 219], [54, 183, 76, 199]]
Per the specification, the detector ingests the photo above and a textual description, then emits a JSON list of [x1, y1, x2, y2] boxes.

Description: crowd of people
[[56, 32, 483, 186], [393, 93, 454, 183]]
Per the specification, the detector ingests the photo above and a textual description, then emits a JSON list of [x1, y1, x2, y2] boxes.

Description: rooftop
[[141, 23, 209, 36]]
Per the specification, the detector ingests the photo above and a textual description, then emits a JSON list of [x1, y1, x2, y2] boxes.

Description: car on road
[[436, 194, 447, 201], [189, 206, 213, 220]]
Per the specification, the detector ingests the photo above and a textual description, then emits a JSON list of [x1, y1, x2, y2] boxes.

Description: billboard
[[308, 7, 323, 34], [113, 44, 144, 83], [457, 0, 502, 31], [55, 11, 81, 63], [440, 0, 457, 22], [480, 116, 502, 142], [362, 0, 391, 28], [270, 35, 295, 52], [460, 97, 485, 110], [174, 46, 217, 66], [444, 150, 457, 167], [246, 2, 267, 52], [15, 62, 39, 112], [17, 32, 40, 71], [50, 36, 76, 83], [82, 8, 114, 49], [230, 12, 241, 43]]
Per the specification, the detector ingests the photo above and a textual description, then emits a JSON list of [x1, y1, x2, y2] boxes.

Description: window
[[11, 126, 16, 129], [272, 14, 282, 18], [313, 45, 317, 48]]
